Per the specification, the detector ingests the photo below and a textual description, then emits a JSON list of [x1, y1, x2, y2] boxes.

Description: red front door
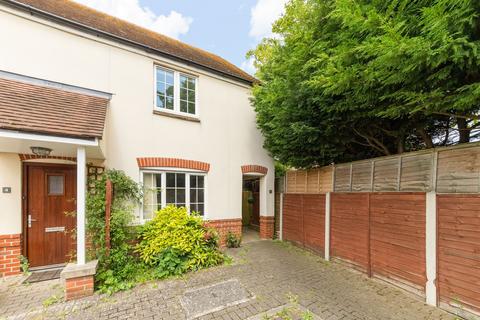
[[26, 164, 77, 267]]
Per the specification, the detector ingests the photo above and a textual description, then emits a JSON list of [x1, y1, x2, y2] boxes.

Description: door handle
[[28, 215, 37, 228]]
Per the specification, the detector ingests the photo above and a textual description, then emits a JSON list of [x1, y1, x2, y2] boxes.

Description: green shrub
[[136, 206, 224, 276], [226, 231, 242, 248], [18, 255, 30, 276]]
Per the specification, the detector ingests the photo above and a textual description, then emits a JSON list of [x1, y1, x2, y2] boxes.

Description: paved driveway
[[1, 240, 457, 320]]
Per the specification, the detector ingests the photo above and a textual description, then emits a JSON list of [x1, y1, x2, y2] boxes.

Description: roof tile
[[10, 0, 257, 84], [0, 78, 108, 139]]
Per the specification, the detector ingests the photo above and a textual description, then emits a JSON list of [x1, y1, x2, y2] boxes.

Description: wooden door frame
[[21, 162, 77, 259]]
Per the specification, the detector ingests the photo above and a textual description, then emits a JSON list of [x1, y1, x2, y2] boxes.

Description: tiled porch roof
[[0, 77, 108, 139]]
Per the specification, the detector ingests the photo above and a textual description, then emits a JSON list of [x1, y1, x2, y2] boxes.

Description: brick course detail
[[0, 234, 21, 277], [204, 219, 242, 247], [137, 157, 210, 172], [19, 154, 76, 162], [241, 165, 268, 175], [259, 216, 275, 239], [65, 275, 94, 301]]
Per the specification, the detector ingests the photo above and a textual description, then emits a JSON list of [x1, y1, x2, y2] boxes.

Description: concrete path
[[0, 240, 459, 320]]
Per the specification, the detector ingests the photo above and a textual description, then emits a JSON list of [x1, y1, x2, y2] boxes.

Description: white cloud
[[241, 56, 256, 75], [73, 0, 192, 39], [249, 0, 288, 40], [244, 0, 288, 74]]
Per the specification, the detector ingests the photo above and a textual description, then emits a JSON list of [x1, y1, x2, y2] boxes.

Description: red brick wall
[[204, 219, 242, 246], [0, 234, 21, 277], [259, 216, 275, 239], [65, 275, 94, 301]]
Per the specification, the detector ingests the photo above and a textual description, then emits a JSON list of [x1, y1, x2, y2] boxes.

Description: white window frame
[[154, 65, 200, 118], [140, 168, 207, 223]]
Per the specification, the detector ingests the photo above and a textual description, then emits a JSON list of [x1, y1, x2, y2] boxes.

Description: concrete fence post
[[325, 192, 331, 261], [426, 191, 437, 306], [279, 193, 284, 241]]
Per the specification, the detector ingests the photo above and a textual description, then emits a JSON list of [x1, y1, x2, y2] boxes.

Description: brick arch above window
[[241, 165, 268, 175], [136, 157, 210, 172]]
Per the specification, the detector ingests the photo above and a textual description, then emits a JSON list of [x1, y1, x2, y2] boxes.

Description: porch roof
[[0, 77, 109, 140]]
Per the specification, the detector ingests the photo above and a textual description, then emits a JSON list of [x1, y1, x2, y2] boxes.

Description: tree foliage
[[250, 0, 480, 167]]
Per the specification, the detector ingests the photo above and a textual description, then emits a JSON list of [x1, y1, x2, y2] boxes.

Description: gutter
[[2, 0, 255, 86]]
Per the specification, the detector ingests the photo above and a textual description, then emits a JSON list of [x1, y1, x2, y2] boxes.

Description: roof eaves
[[3, 0, 255, 86]]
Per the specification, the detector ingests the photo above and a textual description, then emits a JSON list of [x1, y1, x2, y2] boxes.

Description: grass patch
[[42, 295, 61, 308]]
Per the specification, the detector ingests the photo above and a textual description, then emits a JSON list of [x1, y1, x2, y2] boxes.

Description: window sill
[[153, 110, 200, 123]]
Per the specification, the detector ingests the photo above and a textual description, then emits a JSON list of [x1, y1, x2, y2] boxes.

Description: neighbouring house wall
[[0, 153, 22, 235], [0, 7, 275, 223]]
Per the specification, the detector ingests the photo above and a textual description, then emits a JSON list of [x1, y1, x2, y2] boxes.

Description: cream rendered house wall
[[0, 6, 274, 223], [0, 153, 22, 234]]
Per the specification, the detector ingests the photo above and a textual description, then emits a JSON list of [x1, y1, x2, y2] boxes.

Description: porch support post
[[425, 191, 437, 306], [76, 146, 86, 265]]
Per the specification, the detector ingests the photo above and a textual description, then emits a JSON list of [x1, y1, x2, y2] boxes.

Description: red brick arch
[[136, 157, 210, 172], [19, 154, 76, 162], [241, 165, 268, 175]]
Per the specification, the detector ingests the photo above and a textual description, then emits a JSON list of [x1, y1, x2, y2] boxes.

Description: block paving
[[0, 240, 459, 320]]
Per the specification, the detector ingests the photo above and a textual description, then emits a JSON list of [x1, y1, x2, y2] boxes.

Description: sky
[[73, 0, 289, 75]]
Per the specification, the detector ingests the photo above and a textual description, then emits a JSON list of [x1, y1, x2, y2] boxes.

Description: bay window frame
[[140, 168, 207, 223], [154, 65, 199, 118]]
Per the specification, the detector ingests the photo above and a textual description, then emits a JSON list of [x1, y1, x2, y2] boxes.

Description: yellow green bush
[[136, 206, 224, 274]]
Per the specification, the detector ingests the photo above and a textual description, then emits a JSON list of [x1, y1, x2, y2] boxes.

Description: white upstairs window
[[155, 66, 198, 117]]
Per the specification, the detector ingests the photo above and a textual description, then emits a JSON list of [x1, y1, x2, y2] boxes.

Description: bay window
[[142, 171, 205, 220], [155, 66, 198, 116]]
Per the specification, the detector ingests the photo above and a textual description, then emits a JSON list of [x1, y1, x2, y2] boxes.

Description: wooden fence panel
[[437, 195, 480, 314], [282, 193, 325, 253], [437, 148, 480, 193], [374, 158, 399, 191], [302, 194, 325, 254], [282, 193, 303, 245], [334, 165, 351, 192], [330, 193, 369, 271], [286, 168, 333, 193], [318, 167, 333, 192], [295, 171, 307, 193], [306, 169, 320, 193], [288, 142, 480, 193], [400, 153, 433, 191], [286, 171, 296, 193], [370, 193, 426, 293], [352, 162, 372, 192]]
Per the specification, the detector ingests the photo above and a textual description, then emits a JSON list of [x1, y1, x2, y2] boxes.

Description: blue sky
[[74, 0, 288, 74]]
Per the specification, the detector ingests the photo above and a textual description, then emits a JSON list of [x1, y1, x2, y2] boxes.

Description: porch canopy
[[0, 71, 111, 265]]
